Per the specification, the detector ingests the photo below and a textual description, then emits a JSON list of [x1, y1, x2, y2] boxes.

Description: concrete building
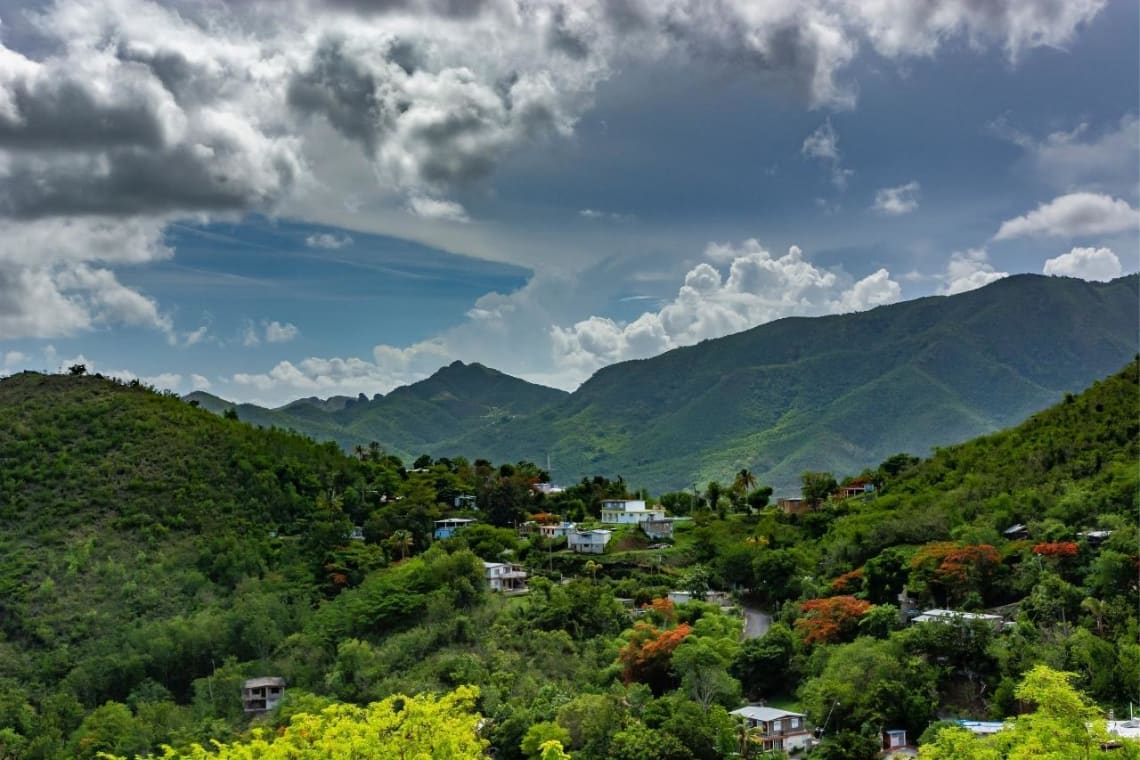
[[483, 561, 528, 592], [242, 677, 286, 713], [568, 529, 612, 554], [600, 499, 665, 524]]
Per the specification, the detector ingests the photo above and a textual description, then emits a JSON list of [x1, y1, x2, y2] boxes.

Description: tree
[[799, 637, 938, 738], [918, 665, 1135, 759], [745, 486, 773, 511], [801, 471, 837, 509], [705, 481, 723, 515], [103, 687, 489, 759], [672, 637, 740, 712], [522, 722, 571, 758], [68, 363, 87, 376], [389, 529, 414, 560], [795, 596, 872, 646]]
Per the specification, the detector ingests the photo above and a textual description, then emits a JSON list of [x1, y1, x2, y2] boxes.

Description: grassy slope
[[441, 274, 1138, 491]]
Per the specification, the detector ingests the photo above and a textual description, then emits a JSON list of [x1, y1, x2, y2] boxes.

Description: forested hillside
[[445, 274, 1138, 490], [0, 360, 1136, 759], [199, 274, 1138, 493]]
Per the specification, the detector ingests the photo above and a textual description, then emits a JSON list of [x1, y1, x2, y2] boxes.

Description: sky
[[0, 0, 1136, 405]]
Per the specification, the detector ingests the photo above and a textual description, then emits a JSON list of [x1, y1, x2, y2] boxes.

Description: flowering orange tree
[[910, 541, 1000, 605], [1031, 541, 1079, 558], [795, 596, 872, 646], [617, 620, 692, 693], [829, 567, 865, 594]]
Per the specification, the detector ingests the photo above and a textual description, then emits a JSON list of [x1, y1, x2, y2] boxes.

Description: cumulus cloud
[[0, 216, 174, 339], [1042, 246, 1122, 281], [801, 120, 853, 190], [264, 320, 300, 343], [550, 240, 901, 376], [873, 181, 920, 215], [233, 342, 451, 401], [306, 232, 354, 249], [994, 193, 1139, 240], [0, 0, 1109, 342], [239, 319, 301, 347], [190, 373, 212, 391], [939, 248, 1008, 295]]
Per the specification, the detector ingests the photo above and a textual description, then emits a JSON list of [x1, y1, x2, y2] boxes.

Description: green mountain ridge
[[440, 274, 1138, 490], [191, 274, 1138, 492]]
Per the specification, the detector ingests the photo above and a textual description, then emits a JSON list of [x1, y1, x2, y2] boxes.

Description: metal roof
[[730, 705, 805, 722]]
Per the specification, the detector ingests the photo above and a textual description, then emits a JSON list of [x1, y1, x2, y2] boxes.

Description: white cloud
[[264, 320, 299, 343], [1042, 246, 1122, 281], [3, 351, 26, 367], [0, 0, 1110, 340], [305, 232, 353, 249], [801, 120, 853, 190], [579, 208, 633, 222], [182, 325, 211, 346], [939, 248, 1009, 295], [994, 193, 1139, 240], [406, 195, 470, 223], [873, 181, 921, 215], [549, 240, 901, 377], [241, 321, 261, 347], [992, 114, 1139, 194], [841, 0, 1106, 63], [190, 373, 212, 391]]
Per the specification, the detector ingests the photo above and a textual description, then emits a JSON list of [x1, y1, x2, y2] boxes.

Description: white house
[[568, 529, 612, 554], [600, 499, 665, 525], [731, 705, 813, 753], [483, 561, 528, 592], [913, 609, 1009, 629], [539, 521, 577, 539]]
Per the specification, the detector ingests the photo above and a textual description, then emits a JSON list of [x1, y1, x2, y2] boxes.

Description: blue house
[[434, 517, 477, 540]]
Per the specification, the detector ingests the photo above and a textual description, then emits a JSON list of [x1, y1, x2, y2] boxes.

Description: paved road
[[742, 605, 772, 639]]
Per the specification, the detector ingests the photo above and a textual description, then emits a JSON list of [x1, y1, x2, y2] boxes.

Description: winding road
[[742, 604, 772, 639]]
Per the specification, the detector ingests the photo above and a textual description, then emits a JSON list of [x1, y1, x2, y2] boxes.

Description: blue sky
[[0, 0, 1136, 404]]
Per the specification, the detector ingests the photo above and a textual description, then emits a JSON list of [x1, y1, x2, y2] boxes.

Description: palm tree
[[1081, 596, 1109, 635], [734, 718, 763, 759], [584, 560, 600, 583], [391, 530, 414, 561], [733, 468, 757, 496]]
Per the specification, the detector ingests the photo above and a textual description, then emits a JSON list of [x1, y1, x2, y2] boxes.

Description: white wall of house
[[600, 500, 666, 524]]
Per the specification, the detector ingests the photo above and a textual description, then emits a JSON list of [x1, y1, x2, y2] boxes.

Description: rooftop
[[731, 705, 806, 722]]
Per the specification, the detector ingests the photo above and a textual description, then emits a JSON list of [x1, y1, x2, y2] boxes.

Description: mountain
[[185, 360, 569, 459], [438, 274, 1138, 491], [188, 274, 1137, 492]]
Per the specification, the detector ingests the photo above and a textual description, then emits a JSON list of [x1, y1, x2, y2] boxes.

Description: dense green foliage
[[0, 355, 1136, 759], [203, 274, 1137, 492]]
